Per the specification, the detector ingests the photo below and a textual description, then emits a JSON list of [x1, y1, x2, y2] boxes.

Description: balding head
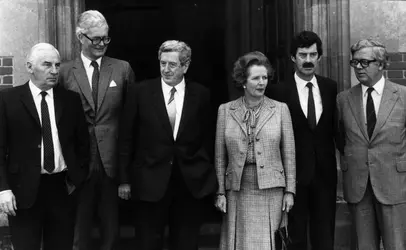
[[26, 43, 61, 91]]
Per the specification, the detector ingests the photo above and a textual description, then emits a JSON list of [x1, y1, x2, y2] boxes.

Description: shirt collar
[[29, 80, 54, 99], [161, 78, 186, 95], [361, 75, 385, 97], [81, 52, 102, 69], [294, 72, 319, 90]]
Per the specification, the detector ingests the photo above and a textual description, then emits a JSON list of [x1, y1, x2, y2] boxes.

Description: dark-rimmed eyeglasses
[[349, 59, 377, 69], [81, 33, 111, 45]]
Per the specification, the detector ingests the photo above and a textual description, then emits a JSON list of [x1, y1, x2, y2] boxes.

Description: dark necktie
[[366, 87, 376, 139], [41, 91, 55, 173], [168, 87, 177, 131], [91, 61, 99, 112], [306, 82, 316, 130]]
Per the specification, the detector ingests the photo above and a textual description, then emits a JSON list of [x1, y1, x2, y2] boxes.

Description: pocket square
[[109, 80, 117, 87]]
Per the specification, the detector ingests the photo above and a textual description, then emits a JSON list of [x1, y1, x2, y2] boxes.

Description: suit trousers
[[348, 179, 406, 250], [287, 173, 337, 250], [73, 133, 118, 250], [134, 160, 204, 250], [9, 172, 76, 250]]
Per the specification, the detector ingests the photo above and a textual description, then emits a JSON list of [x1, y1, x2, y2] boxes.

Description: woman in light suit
[[214, 51, 296, 249]]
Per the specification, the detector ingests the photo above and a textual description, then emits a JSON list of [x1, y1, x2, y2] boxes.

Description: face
[[159, 51, 189, 86], [27, 48, 60, 91], [292, 43, 320, 81], [243, 65, 268, 100], [352, 47, 383, 87], [80, 25, 109, 60]]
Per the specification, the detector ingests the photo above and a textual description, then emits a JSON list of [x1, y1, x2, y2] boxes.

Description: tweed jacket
[[337, 80, 406, 205], [215, 96, 296, 194]]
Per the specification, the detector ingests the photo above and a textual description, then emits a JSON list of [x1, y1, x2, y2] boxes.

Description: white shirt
[[295, 73, 323, 123], [29, 81, 67, 174], [361, 75, 385, 123], [161, 78, 185, 140], [81, 52, 102, 89]]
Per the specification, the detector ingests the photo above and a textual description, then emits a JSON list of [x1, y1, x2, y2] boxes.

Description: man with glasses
[[337, 39, 406, 249], [59, 10, 135, 250]]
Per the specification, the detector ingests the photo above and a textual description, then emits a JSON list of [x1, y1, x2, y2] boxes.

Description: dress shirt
[[361, 76, 385, 123], [29, 81, 67, 174], [161, 78, 185, 139], [81, 52, 102, 89], [295, 73, 323, 123]]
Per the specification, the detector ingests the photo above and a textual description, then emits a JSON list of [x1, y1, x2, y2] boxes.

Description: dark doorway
[[85, 0, 294, 109]]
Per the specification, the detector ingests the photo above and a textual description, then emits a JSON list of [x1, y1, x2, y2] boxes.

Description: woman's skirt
[[219, 163, 284, 250]]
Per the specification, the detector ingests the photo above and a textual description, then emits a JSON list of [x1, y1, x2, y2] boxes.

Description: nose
[[50, 65, 59, 75], [164, 64, 170, 72], [305, 54, 311, 61], [99, 40, 105, 46]]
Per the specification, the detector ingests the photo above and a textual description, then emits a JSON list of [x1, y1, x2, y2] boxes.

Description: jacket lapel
[[230, 97, 248, 136], [72, 58, 95, 111], [53, 86, 65, 125], [371, 80, 399, 141], [255, 97, 275, 136], [176, 80, 196, 140], [151, 79, 174, 140], [97, 57, 113, 110], [315, 75, 327, 128], [20, 83, 40, 126], [347, 84, 369, 140]]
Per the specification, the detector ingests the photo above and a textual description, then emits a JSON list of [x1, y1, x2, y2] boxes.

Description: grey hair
[[158, 40, 192, 66], [75, 10, 109, 37], [26, 43, 60, 63], [350, 39, 388, 69]]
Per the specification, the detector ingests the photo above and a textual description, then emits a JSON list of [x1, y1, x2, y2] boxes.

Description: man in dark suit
[[59, 10, 135, 250], [337, 39, 406, 249], [118, 40, 216, 250], [0, 43, 89, 250], [267, 31, 338, 250]]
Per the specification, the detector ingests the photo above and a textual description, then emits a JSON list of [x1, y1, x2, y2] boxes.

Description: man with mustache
[[337, 39, 406, 249], [58, 10, 135, 250], [267, 30, 338, 250], [0, 43, 89, 250], [118, 40, 216, 250]]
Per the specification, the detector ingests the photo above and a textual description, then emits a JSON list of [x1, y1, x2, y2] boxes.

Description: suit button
[[37, 144, 41, 148], [260, 165, 264, 168], [257, 151, 262, 155], [240, 151, 244, 155], [256, 138, 260, 141], [169, 160, 173, 165]]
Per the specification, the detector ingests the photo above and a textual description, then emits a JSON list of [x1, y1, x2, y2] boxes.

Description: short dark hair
[[290, 30, 323, 58], [232, 51, 273, 90]]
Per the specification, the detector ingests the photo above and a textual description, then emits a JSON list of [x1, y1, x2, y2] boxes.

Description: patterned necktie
[[306, 82, 316, 130], [366, 87, 376, 139], [168, 87, 177, 131], [41, 91, 55, 173], [91, 61, 99, 112]]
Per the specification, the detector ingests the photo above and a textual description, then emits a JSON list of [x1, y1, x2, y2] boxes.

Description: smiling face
[[27, 48, 60, 91], [159, 51, 189, 86], [80, 25, 109, 60], [352, 47, 383, 87], [243, 65, 268, 100], [292, 43, 320, 81]]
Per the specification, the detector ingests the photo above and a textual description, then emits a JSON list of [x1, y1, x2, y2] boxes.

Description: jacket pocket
[[340, 156, 349, 172], [225, 169, 234, 190]]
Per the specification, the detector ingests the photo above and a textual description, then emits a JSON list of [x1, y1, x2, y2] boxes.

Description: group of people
[[0, 8, 404, 250]]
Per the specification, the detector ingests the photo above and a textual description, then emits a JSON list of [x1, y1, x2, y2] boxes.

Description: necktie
[[91, 61, 99, 112], [168, 87, 177, 131], [306, 82, 316, 130], [366, 87, 376, 139], [41, 92, 55, 173]]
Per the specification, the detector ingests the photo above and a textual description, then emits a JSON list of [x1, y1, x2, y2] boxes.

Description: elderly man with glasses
[[58, 10, 135, 250], [337, 39, 406, 250]]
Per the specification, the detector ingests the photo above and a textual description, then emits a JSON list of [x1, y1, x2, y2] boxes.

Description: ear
[[291, 55, 296, 64], [182, 62, 190, 74], [77, 34, 85, 45], [26, 62, 34, 74]]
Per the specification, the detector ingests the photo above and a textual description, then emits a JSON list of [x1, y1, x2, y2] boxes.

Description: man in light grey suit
[[58, 10, 135, 250], [337, 39, 406, 250]]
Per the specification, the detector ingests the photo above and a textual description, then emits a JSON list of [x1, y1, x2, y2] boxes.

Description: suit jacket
[[215, 97, 296, 194], [59, 56, 135, 177], [118, 78, 217, 202], [0, 83, 89, 209], [267, 74, 338, 187], [337, 80, 406, 205]]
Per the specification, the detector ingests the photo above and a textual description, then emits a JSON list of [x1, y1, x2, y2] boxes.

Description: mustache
[[303, 62, 314, 68]]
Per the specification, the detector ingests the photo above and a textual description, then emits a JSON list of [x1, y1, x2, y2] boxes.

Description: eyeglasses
[[349, 59, 377, 69], [81, 33, 111, 45]]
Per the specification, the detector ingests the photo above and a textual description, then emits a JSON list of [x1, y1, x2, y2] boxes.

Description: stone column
[[293, 0, 351, 91]]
